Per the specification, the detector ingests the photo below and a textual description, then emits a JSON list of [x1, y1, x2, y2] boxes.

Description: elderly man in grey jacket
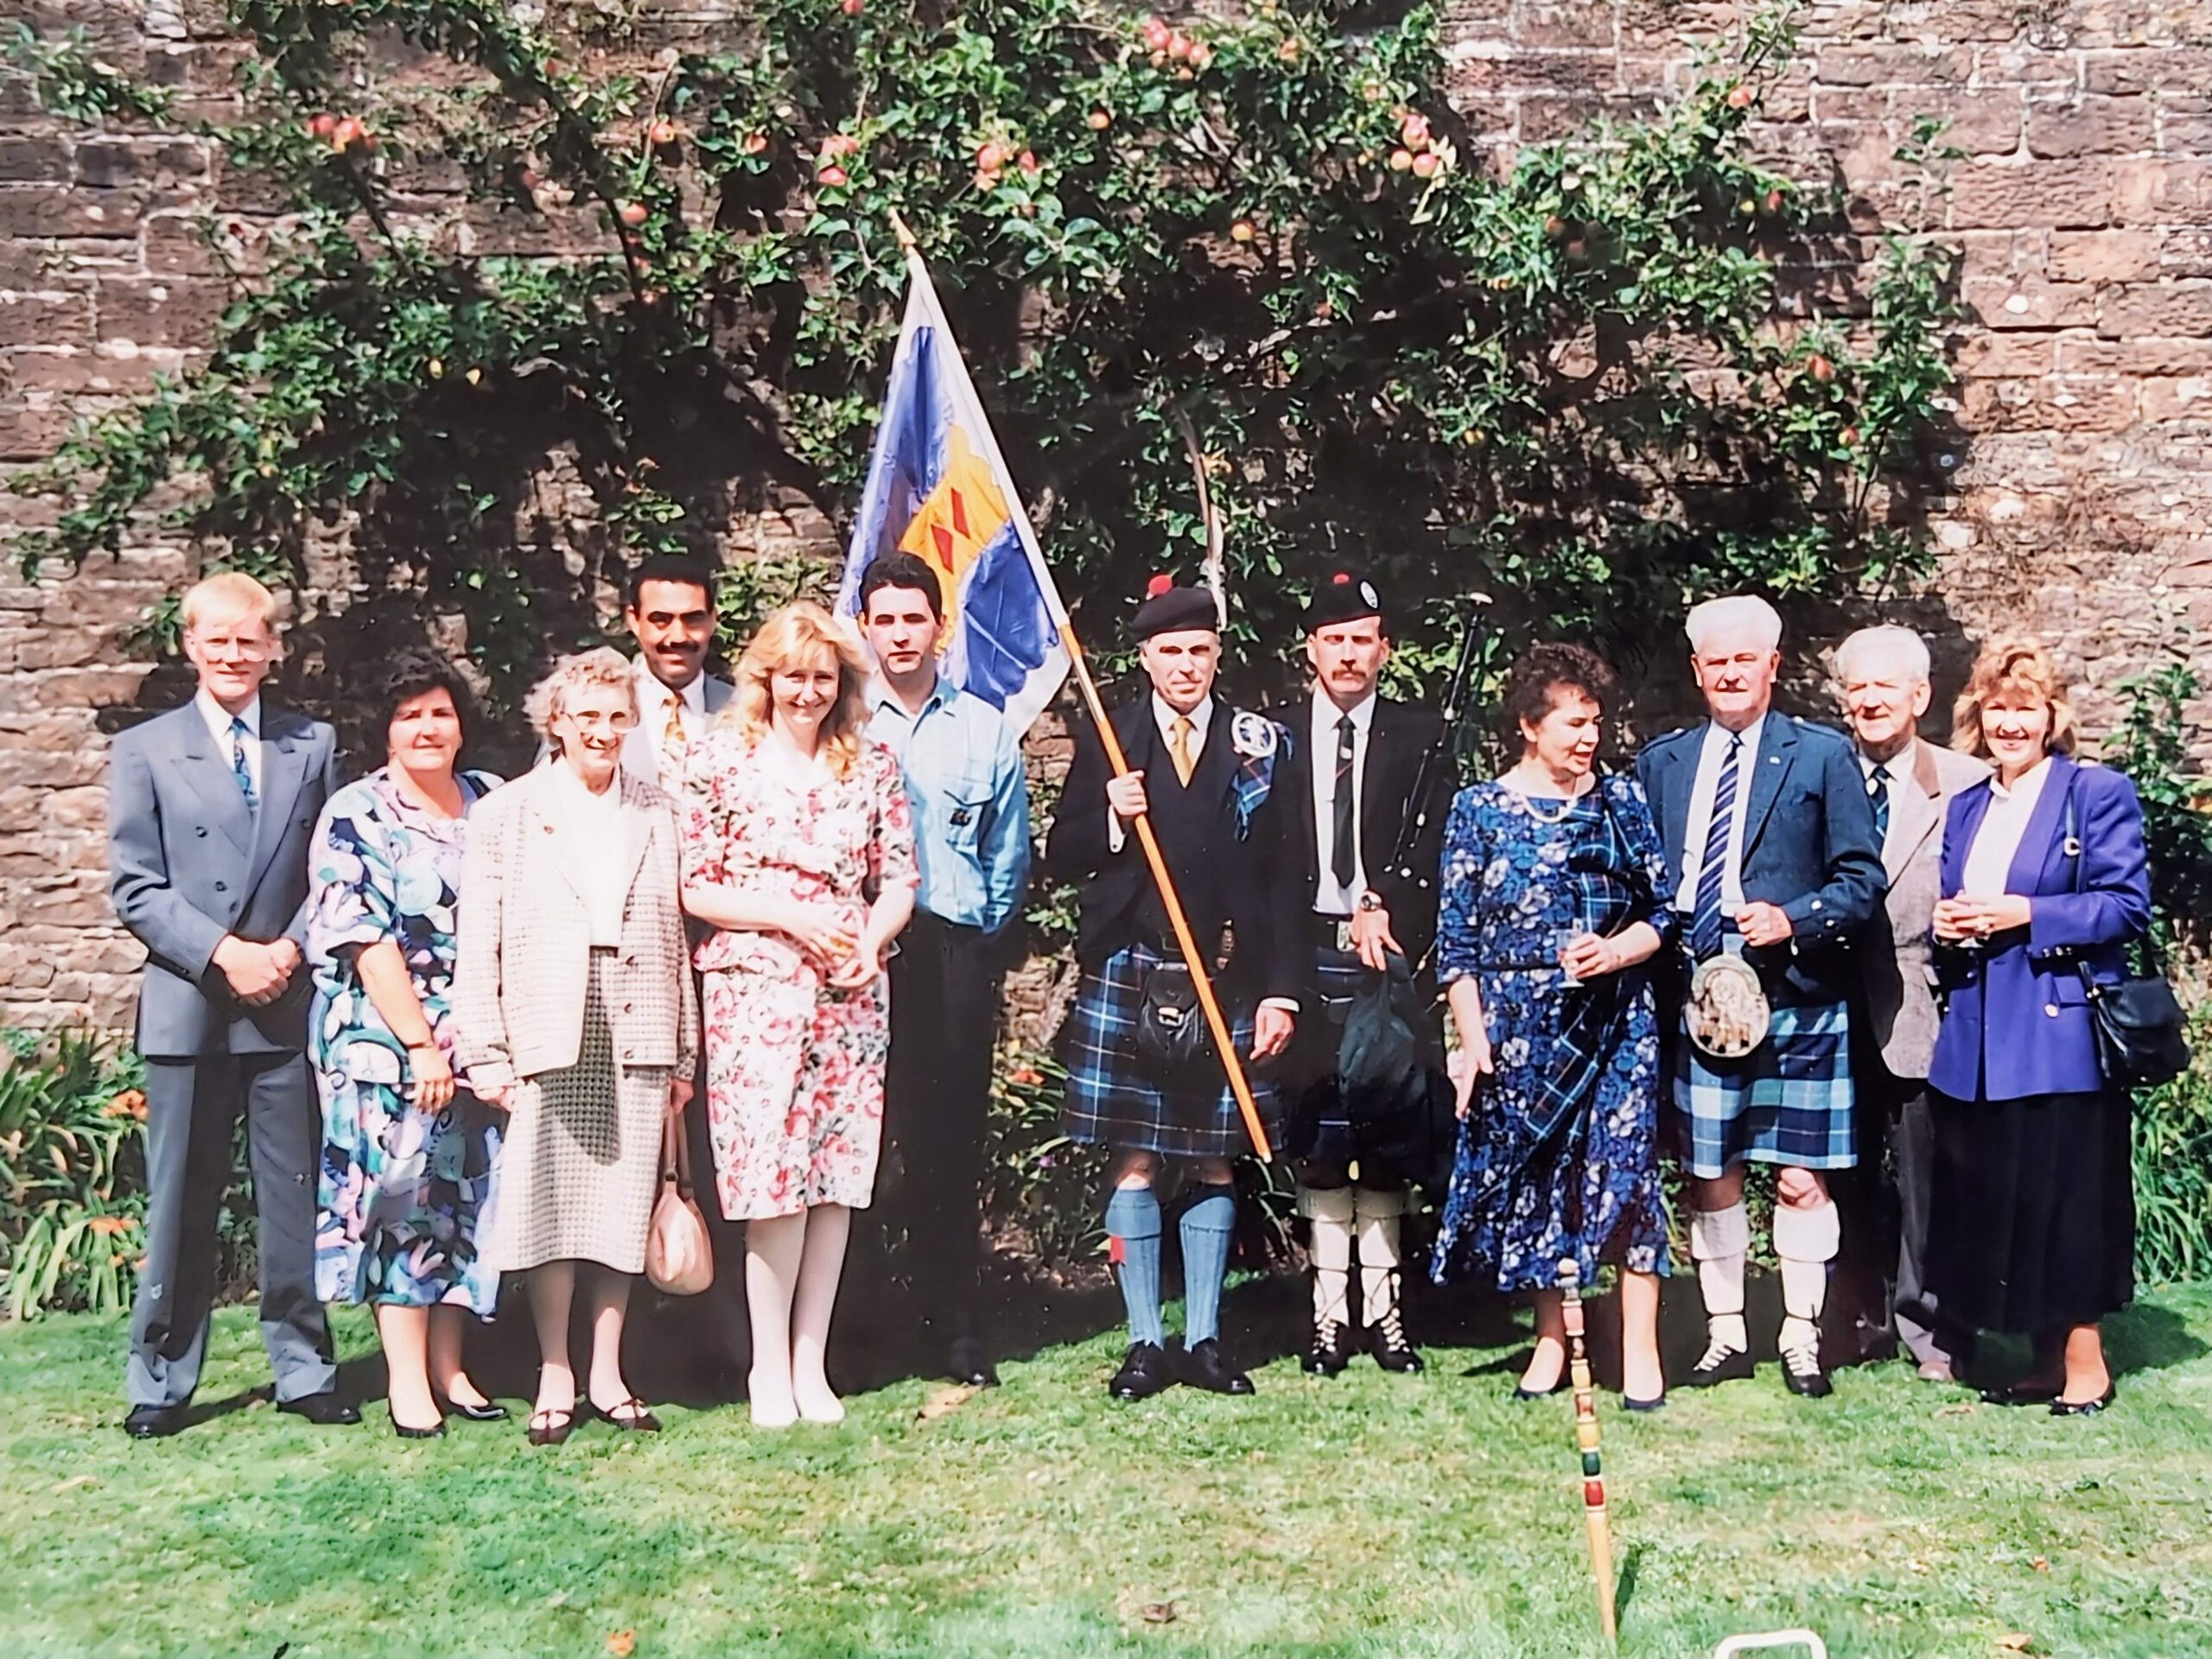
[[106, 572, 350, 1437], [1830, 624, 1989, 1381]]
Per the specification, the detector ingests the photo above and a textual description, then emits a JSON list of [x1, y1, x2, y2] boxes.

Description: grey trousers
[[128, 1053, 335, 1410]]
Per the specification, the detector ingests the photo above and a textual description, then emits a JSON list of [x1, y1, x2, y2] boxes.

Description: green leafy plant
[[982, 1049, 1103, 1270], [2133, 1007, 2212, 1285], [0, 1028, 148, 1319], [2109, 663, 2212, 935], [10, 0, 1957, 716]]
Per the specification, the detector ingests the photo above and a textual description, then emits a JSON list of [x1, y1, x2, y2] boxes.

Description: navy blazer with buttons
[[1635, 713, 1886, 1007], [1926, 755, 2151, 1103]]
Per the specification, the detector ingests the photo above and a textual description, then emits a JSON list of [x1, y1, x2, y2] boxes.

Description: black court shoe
[[2050, 1383, 2118, 1418], [1179, 1338, 1255, 1396], [1302, 1318, 1356, 1377], [439, 1396, 512, 1423], [1109, 1342, 1174, 1402], [277, 1392, 362, 1426], [388, 1408, 446, 1440], [1980, 1379, 2063, 1408], [948, 1337, 1001, 1389]]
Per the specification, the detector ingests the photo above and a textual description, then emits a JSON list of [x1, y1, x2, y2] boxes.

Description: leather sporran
[[1135, 960, 1214, 1073], [645, 1111, 714, 1296], [1685, 951, 1770, 1059]]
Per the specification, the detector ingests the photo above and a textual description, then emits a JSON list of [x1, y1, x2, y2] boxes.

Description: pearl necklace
[[1504, 771, 1592, 824]]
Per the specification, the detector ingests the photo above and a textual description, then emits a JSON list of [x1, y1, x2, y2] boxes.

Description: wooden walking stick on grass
[[1560, 1257, 1619, 1648]]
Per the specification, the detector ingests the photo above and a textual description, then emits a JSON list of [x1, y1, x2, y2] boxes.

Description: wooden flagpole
[[885, 211, 1273, 1162]]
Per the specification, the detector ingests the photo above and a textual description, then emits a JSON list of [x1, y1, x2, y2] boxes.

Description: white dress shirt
[[194, 689, 264, 800], [620, 657, 712, 787], [1309, 687, 1376, 916], [548, 761, 633, 946], [1960, 755, 2053, 899], [1673, 713, 1767, 912]]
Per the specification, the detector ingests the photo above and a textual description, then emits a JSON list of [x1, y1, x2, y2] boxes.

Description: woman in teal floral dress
[[308, 649, 505, 1437]]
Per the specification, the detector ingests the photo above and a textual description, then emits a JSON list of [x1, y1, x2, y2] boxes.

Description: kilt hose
[[1059, 941, 1283, 1162], [1671, 998, 1858, 1179]]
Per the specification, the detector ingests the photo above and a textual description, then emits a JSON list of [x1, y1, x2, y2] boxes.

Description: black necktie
[[1331, 713, 1357, 890], [1869, 762, 1891, 842]]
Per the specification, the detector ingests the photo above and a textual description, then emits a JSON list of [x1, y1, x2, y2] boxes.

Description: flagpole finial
[[888, 209, 918, 253]]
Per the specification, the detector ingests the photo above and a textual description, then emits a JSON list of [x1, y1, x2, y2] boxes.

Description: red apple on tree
[[841, 0, 863, 13], [1388, 148, 1414, 172], [1017, 149, 1039, 175], [1087, 108, 1113, 130], [1808, 353, 1835, 383], [618, 200, 650, 226], [818, 164, 849, 188], [742, 132, 769, 156], [306, 113, 337, 141], [649, 119, 680, 146], [1726, 84, 1754, 109], [1229, 218, 1256, 243], [1141, 15, 1170, 50]]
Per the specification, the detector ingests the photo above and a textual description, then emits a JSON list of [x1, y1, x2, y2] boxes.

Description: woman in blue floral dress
[[308, 649, 504, 1437], [1431, 645, 1675, 1408]]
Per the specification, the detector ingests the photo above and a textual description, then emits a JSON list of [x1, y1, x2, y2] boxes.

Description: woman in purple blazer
[[1924, 640, 2151, 1417]]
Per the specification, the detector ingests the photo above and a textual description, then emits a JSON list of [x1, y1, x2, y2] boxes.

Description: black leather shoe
[[1781, 1357, 1834, 1399], [388, 1408, 445, 1440], [1684, 1342, 1756, 1388], [948, 1337, 1001, 1389], [1621, 1394, 1668, 1413], [124, 1404, 185, 1440], [278, 1392, 362, 1426], [2050, 1383, 2117, 1417], [1369, 1306, 1425, 1374], [1980, 1379, 2062, 1408], [1302, 1318, 1355, 1377], [1108, 1341, 1174, 1402], [1179, 1338, 1255, 1396], [440, 1396, 512, 1423]]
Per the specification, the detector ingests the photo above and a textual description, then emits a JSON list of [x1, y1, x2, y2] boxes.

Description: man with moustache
[[1636, 594, 1885, 1398], [620, 556, 734, 788], [857, 552, 1032, 1389], [1276, 572, 1449, 1376], [1049, 577, 1303, 1400], [106, 572, 352, 1436], [1828, 625, 1988, 1381]]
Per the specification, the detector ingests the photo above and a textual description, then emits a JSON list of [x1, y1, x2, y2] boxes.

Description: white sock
[[1689, 1202, 1751, 1354], [1353, 1188, 1408, 1327], [1299, 1185, 1355, 1327], [1774, 1198, 1840, 1358]]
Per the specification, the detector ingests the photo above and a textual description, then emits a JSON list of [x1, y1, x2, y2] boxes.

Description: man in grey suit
[[620, 555, 735, 787], [1830, 624, 1988, 1382], [106, 572, 354, 1437]]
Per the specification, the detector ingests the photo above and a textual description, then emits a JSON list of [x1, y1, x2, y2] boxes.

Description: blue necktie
[[228, 715, 258, 813], [1868, 762, 1891, 843], [1690, 734, 1741, 959]]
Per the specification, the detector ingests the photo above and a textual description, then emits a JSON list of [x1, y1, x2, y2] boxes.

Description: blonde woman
[[453, 647, 697, 1446], [680, 602, 917, 1427], [1925, 639, 2151, 1416]]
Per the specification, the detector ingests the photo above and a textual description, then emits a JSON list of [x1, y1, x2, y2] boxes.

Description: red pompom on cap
[[1144, 572, 1175, 599], [1332, 570, 1352, 584]]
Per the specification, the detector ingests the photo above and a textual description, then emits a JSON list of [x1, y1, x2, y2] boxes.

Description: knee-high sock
[[1774, 1198, 1840, 1351], [1179, 1185, 1236, 1347], [1298, 1185, 1355, 1327], [1353, 1185, 1410, 1326], [1104, 1186, 1164, 1349], [1689, 1202, 1751, 1354]]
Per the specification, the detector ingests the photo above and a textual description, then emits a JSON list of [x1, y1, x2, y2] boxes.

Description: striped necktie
[[1868, 762, 1891, 843], [1690, 734, 1741, 958], [1330, 713, 1357, 889], [228, 715, 258, 814]]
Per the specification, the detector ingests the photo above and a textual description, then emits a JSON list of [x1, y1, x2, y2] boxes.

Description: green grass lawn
[[3, 1278, 2211, 1659]]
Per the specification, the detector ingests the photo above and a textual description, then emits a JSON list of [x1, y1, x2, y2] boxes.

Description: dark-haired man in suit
[[1636, 594, 1885, 1400], [1275, 572, 1449, 1376], [106, 571, 351, 1437], [1048, 578, 1304, 1401]]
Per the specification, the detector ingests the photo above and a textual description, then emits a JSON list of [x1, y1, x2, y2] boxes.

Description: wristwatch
[[1356, 889, 1385, 914]]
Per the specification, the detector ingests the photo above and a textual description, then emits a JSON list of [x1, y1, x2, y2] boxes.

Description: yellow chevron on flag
[[897, 423, 1009, 640]]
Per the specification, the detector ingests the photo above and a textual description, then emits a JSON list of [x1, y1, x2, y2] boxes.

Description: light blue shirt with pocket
[[867, 680, 1030, 935]]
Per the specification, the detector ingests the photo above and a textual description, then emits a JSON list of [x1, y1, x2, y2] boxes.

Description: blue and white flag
[[836, 251, 1071, 734]]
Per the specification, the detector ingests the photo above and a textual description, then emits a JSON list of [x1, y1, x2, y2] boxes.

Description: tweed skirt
[[1059, 942, 1281, 1161], [1671, 998, 1857, 1178], [481, 950, 670, 1275]]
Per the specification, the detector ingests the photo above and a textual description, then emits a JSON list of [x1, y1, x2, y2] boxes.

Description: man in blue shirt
[[859, 552, 1032, 1389]]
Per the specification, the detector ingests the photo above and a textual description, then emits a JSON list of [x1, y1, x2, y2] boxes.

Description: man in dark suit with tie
[[106, 572, 351, 1437], [1049, 577, 1304, 1401], [1274, 572, 1449, 1376], [1635, 594, 1884, 1398]]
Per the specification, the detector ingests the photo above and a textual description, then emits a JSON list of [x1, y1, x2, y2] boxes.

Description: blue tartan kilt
[[1671, 998, 1857, 1178], [1059, 942, 1282, 1161]]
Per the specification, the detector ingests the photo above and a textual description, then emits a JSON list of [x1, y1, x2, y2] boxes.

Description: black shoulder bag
[[2059, 777, 2191, 1090]]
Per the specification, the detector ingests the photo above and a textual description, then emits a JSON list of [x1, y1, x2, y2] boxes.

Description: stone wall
[[3, 0, 2209, 1032]]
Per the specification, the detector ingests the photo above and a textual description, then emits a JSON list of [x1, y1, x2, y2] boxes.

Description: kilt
[[1671, 998, 1856, 1178], [1059, 941, 1282, 1161], [1284, 942, 1447, 1187]]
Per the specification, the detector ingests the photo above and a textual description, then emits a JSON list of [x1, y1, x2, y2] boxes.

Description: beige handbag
[[645, 1111, 714, 1296]]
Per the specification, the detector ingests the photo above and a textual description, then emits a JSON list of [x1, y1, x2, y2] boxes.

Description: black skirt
[[1924, 1086, 2135, 1334]]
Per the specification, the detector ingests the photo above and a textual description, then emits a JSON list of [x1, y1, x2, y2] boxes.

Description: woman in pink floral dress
[[680, 601, 917, 1427]]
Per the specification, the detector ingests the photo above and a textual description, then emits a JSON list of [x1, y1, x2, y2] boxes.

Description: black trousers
[[129, 1052, 334, 1409], [1832, 1057, 1969, 1368], [882, 910, 1001, 1342]]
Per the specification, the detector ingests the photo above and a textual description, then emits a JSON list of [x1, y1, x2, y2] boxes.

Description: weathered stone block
[[1510, 2, 1617, 50], [96, 278, 232, 349], [0, 292, 96, 351], [1814, 42, 1974, 85], [2048, 229, 2161, 283], [2025, 97, 2158, 158], [0, 137, 74, 184], [2113, 160, 2212, 226], [2097, 279, 2212, 337], [1964, 273, 2100, 329], [1950, 160, 2114, 229]]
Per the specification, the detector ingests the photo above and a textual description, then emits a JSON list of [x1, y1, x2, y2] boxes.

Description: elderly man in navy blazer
[[1636, 594, 1885, 1398], [106, 573, 350, 1438]]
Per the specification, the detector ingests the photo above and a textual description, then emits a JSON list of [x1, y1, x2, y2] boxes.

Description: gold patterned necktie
[[1168, 715, 1196, 787], [663, 691, 687, 754]]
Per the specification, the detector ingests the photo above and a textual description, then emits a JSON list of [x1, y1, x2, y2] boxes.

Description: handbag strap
[[2056, 766, 2164, 989], [659, 1107, 694, 1198]]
